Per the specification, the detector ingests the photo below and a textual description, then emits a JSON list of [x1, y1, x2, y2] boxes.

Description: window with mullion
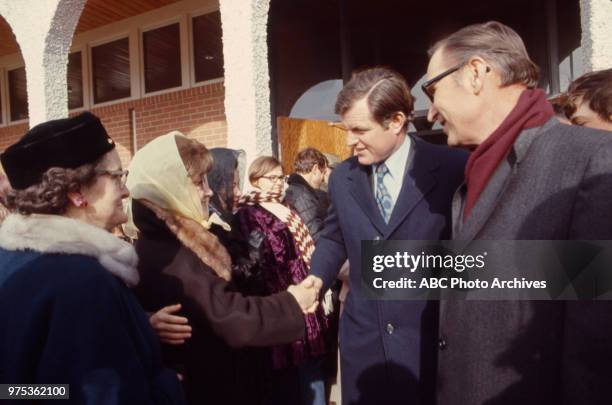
[[143, 23, 182, 93], [68, 51, 84, 110], [8, 67, 28, 122], [92, 37, 131, 104], [192, 11, 224, 83]]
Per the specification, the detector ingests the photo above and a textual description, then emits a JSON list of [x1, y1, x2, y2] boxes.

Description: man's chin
[[445, 131, 460, 147], [356, 154, 374, 166]]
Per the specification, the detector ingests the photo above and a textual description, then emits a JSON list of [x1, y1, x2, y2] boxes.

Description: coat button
[[386, 323, 394, 335], [374, 236, 381, 241], [438, 336, 448, 350]]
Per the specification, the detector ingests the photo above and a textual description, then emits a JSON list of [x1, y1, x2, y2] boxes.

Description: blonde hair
[[248, 156, 282, 186]]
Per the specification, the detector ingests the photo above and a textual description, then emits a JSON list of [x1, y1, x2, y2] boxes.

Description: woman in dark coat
[[237, 156, 328, 405], [0, 113, 184, 405], [127, 133, 318, 405]]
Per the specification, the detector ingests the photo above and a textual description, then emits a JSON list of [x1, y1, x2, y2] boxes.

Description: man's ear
[[466, 56, 490, 95], [387, 112, 407, 134]]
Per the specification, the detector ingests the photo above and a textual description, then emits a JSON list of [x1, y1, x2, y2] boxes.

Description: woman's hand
[[149, 303, 192, 345], [287, 276, 322, 314]]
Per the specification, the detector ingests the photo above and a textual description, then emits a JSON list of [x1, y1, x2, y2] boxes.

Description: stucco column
[[219, 0, 272, 163], [580, 0, 612, 71], [0, 0, 85, 127]]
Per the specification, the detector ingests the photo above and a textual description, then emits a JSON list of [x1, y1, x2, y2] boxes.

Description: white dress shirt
[[372, 136, 411, 209]]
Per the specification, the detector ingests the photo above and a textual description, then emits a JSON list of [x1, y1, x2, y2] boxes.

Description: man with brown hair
[[285, 147, 329, 241], [561, 68, 612, 131], [308, 67, 467, 404], [425, 21, 612, 404]]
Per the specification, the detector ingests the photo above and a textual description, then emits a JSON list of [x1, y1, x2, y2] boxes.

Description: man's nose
[[121, 183, 130, 199], [427, 105, 440, 123]]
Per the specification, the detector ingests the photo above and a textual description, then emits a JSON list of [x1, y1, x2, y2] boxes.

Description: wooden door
[[277, 116, 352, 173]]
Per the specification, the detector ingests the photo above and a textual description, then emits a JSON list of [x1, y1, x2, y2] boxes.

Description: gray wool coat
[[437, 118, 612, 405]]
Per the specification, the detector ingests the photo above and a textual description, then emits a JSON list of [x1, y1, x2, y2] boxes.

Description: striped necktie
[[375, 163, 393, 223]]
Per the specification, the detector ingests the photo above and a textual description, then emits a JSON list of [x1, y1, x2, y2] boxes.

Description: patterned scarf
[[238, 189, 316, 267]]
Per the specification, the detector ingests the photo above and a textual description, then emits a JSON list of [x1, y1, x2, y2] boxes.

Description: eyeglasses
[[421, 64, 463, 103], [261, 175, 285, 183], [97, 169, 129, 186]]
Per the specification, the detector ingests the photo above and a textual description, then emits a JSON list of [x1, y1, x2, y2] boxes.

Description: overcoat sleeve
[[179, 263, 306, 348], [310, 170, 348, 290]]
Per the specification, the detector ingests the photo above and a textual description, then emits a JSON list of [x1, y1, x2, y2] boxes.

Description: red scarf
[[463, 89, 553, 220]]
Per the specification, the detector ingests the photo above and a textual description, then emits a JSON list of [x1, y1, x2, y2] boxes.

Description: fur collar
[[0, 214, 139, 287], [138, 199, 232, 281]]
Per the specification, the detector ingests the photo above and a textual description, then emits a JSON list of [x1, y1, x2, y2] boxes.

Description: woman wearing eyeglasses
[[237, 156, 328, 405], [0, 113, 185, 404]]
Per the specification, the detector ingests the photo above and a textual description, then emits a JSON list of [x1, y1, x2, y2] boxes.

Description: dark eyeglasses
[[261, 175, 285, 182], [421, 64, 463, 103], [97, 169, 129, 186]]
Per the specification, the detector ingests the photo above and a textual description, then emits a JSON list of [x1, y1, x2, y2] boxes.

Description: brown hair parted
[[175, 135, 213, 184], [248, 156, 282, 185], [335, 66, 415, 131], [293, 148, 329, 174], [429, 21, 539, 89], [6, 159, 101, 215], [562, 68, 612, 123]]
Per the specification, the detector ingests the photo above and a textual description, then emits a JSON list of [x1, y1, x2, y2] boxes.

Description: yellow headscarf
[[124, 132, 229, 237]]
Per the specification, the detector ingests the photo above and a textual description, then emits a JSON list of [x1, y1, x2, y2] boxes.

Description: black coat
[[284, 173, 327, 241], [132, 201, 305, 405], [0, 249, 184, 405]]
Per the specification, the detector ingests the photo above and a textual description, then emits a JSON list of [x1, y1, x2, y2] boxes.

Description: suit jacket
[[438, 118, 612, 405], [311, 136, 467, 405]]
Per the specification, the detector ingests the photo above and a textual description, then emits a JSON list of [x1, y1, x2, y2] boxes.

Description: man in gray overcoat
[[424, 21, 612, 405]]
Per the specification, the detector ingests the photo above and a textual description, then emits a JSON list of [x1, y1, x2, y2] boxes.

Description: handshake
[[286, 275, 324, 314]]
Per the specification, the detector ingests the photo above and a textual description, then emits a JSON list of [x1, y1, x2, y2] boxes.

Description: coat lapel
[[385, 137, 438, 238], [347, 162, 387, 234], [454, 121, 554, 242]]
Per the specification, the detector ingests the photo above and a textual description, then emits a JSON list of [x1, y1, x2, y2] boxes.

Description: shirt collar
[[375, 135, 411, 180]]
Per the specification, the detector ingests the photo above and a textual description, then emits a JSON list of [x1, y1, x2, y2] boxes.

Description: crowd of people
[[0, 20, 612, 405]]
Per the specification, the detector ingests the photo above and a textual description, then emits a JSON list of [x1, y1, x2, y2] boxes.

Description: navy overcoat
[[311, 137, 467, 405]]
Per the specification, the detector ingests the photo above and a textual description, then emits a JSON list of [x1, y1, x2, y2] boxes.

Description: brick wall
[[0, 122, 28, 154], [0, 81, 227, 167]]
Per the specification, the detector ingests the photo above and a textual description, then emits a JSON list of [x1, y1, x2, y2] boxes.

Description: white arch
[[0, 0, 86, 127], [220, 0, 272, 166]]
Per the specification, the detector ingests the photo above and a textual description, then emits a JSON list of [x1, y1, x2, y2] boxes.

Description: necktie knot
[[376, 163, 389, 181]]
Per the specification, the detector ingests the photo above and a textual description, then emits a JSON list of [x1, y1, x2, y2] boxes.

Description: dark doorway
[[268, 0, 583, 147]]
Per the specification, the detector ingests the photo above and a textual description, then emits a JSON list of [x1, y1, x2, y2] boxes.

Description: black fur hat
[[0, 112, 115, 190]]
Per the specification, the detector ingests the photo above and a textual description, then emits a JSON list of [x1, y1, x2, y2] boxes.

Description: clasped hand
[[287, 275, 323, 314]]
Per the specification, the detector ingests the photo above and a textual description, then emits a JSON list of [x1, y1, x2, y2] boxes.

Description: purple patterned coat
[[237, 203, 327, 369]]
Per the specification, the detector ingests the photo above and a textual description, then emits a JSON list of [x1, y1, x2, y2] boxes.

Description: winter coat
[[237, 204, 327, 369], [284, 173, 327, 242], [131, 199, 305, 405], [0, 213, 185, 405]]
